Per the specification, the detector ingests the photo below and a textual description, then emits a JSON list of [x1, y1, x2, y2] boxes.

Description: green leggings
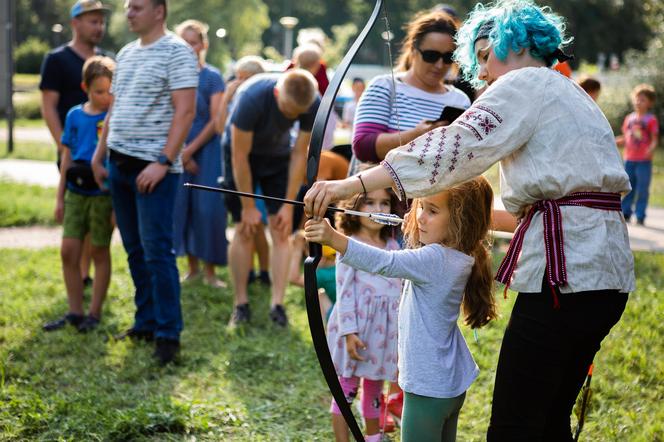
[[401, 391, 466, 442]]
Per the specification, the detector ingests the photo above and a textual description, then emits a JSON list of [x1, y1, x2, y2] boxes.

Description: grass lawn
[[0, 180, 56, 227], [0, 139, 56, 162], [0, 118, 57, 162], [0, 246, 662, 440], [651, 148, 664, 207]]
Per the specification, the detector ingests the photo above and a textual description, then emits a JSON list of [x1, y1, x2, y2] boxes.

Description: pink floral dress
[[326, 237, 402, 381]]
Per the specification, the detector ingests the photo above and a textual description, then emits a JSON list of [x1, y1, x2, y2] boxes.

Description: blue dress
[[173, 65, 228, 265]]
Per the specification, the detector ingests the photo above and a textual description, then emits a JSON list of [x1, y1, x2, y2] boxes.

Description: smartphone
[[436, 106, 466, 123]]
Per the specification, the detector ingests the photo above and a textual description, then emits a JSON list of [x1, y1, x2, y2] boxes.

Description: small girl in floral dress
[[325, 188, 402, 442]]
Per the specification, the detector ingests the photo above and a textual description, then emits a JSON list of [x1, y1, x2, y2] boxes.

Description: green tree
[[167, 0, 270, 70]]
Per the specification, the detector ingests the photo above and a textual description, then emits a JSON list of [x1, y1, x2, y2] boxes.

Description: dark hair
[[335, 188, 399, 241], [150, 0, 167, 18], [402, 176, 498, 328], [577, 75, 601, 94], [396, 10, 458, 72], [352, 77, 365, 85], [82, 55, 115, 87]]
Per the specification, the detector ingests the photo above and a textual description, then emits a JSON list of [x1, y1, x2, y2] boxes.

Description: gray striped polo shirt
[[108, 32, 198, 172]]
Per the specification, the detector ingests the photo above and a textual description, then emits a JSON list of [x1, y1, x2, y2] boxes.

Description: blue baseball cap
[[71, 0, 110, 19]]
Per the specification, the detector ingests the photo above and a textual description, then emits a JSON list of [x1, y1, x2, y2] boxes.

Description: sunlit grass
[[0, 246, 662, 440]]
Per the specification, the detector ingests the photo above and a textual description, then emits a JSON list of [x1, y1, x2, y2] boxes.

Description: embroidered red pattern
[[430, 129, 447, 185], [417, 132, 434, 166], [458, 121, 482, 141], [475, 104, 503, 123], [458, 105, 503, 141], [478, 116, 497, 135]]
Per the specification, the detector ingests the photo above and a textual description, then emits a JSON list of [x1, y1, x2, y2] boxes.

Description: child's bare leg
[[88, 245, 111, 318], [288, 231, 306, 286], [79, 233, 92, 281], [331, 414, 350, 442], [61, 237, 85, 315]]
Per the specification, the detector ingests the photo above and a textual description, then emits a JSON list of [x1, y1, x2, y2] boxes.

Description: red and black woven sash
[[496, 192, 622, 306]]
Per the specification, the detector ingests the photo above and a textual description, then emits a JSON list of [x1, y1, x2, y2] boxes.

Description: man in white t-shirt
[[92, 0, 198, 365]]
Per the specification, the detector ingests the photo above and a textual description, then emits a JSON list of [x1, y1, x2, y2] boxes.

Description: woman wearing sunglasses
[[306, 0, 633, 440], [349, 10, 471, 175]]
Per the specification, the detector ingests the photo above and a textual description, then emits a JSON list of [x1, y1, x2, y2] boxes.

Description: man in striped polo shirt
[[91, 0, 198, 365]]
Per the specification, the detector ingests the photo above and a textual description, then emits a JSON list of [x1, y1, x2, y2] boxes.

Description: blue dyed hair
[[454, 0, 572, 88]]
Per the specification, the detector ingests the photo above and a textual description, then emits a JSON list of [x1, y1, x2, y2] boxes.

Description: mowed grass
[[0, 246, 662, 441], [0, 180, 56, 227]]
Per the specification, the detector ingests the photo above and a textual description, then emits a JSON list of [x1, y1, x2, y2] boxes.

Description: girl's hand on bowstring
[[345, 334, 367, 361]]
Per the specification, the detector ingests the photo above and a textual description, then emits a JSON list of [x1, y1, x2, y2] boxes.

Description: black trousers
[[487, 281, 628, 442]]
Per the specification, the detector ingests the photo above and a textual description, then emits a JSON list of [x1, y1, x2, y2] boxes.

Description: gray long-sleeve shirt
[[340, 238, 479, 398]]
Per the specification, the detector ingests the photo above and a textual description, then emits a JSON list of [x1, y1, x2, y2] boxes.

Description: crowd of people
[[37, 0, 657, 440]]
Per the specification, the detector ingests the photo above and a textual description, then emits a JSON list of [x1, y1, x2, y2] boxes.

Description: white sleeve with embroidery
[[382, 68, 545, 200]]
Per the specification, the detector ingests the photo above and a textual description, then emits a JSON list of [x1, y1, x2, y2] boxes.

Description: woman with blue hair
[[305, 0, 633, 440]]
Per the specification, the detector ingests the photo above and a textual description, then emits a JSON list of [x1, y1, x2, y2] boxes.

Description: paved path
[[0, 158, 662, 252], [0, 126, 53, 142], [0, 159, 59, 187]]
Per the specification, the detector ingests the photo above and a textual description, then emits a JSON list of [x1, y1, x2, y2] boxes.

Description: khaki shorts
[[62, 190, 113, 247]]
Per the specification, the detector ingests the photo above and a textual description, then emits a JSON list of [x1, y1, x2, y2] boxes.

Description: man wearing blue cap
[[39, 0, 112, 293], [40, 0, 111, 168]]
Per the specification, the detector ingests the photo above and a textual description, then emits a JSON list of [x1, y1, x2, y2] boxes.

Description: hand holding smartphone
[[426, 105, 466, 124]]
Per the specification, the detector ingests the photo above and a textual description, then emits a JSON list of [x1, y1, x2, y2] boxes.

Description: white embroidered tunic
[[383, 67, 635, 294]]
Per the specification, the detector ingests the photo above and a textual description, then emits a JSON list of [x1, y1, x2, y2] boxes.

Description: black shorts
[[224, 155, 289, 223]]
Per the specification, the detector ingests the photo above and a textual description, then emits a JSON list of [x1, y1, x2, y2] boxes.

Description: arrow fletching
[[344, 209, 403, 226]]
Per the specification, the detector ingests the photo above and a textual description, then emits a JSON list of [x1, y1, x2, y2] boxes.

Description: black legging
[[487, 280, 628, 442]]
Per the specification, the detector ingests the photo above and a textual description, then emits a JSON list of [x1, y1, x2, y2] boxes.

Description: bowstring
[[380, 7, 403, 438], [382, 6, 402, 149], [382, 5, 410, 216]]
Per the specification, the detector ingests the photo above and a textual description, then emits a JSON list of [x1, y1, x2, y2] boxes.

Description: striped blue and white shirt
[[353, 74, 470, 164], [108, 33, 199, 173]]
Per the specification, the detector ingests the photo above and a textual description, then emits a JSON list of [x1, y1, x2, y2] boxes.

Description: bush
[[594, 35, 664, 135], [597, 73, 633, 134], [14, 38, 50, 74]]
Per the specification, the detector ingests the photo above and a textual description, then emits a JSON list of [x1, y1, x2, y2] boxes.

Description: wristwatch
[[157, 154, 173, 167]]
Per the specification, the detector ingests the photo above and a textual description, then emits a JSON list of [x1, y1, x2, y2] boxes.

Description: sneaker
[[77, 315, 100, 333], [387, 391, 404, 426], [269, 304, 289, 327], [636, 219, 645, 226], [379, 394, 396, 433], [229, 303, 251, 326], [43, 313, 84, 332], [247, 271, 257, 285], [82, 276, 94, 288], [114, 328, 155, 342], [258, 270, 271, 286], [153, 338, 180, 365]]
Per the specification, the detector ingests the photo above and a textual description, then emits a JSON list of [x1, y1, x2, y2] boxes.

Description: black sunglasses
[[416, 47, 455, 64]]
